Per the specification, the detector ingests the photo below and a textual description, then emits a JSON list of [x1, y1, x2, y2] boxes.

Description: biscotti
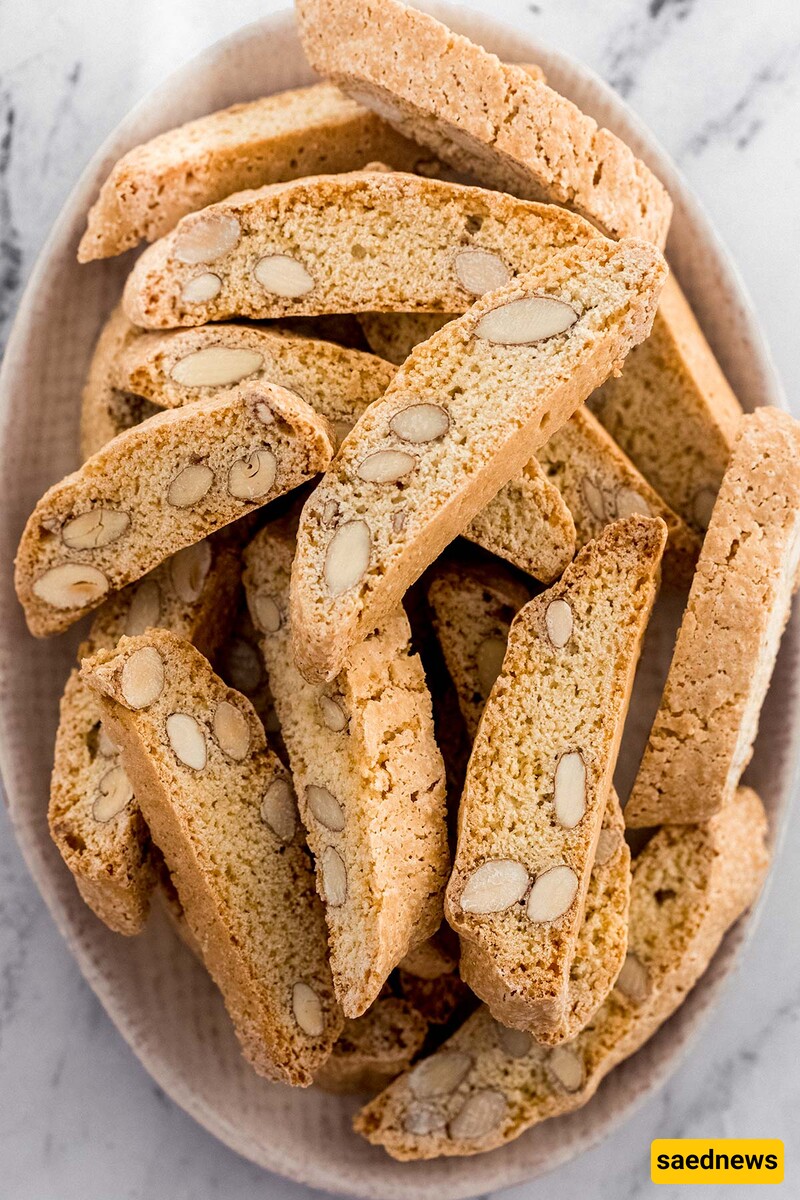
[[16, 381, 334, 636], [243, 520, 449, 1016], [121, 170, 603, 328], [78, 83, 423, 261], [626, 407, 800, 826], [589, 275, 743, 533], [79, 306, 154, 461], [446, 517, 665, 1036], [82, 629, 342, 1085], [290, 239, 667, 682], [315, 997, 428, 1094], [296, 0, 672, 246], [83, 318, 395, 459], [48, 535, 241, 935], [356, 787, 768, 1158]]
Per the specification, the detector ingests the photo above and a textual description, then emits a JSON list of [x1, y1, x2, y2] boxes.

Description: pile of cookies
[[15, 0, 799, 1160]]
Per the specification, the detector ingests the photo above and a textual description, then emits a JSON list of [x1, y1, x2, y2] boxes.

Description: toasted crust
[[446, 518, 665, 1036], [244, 521, 449, 1017], [121, 170, 602, 328], [15, 381, 334, 636], [290, 239, 668, 683], [78, 83, 422, 261], [296, 0, 672, 246], [81, 630, 343, 1085], [356, 787, 768, 1159], [48, 535, 241, 934], [626, 407, 800, 825]]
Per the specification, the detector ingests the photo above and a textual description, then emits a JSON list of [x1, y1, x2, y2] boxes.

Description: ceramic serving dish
[[0, 5, 797, 1197]]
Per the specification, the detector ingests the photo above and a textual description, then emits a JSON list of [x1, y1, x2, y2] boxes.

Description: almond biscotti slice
[[16, 381, 334, 637], [446, 517, 666, 1036], [49, 536, 241, 935], [78, 83, 424, 261], [626, 407, 800, 826], [315, 997, 428, 1094], [243, 520, 449, 1017], [359, 312, 454, 365], [290, 239, 667, 682], [296, 0, 671, 246], [121, 171, 603, 329], [82, 318, 395, 460], [588, 275, 743, 533], [81, 629, 342, 1085], [356, 786, 768, 1159]]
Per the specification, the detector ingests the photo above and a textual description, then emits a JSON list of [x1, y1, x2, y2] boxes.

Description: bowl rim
[[0, 5, 797, 1198]]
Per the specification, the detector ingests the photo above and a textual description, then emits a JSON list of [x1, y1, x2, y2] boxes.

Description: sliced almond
[[615, 487, 651, 519], [474, 294, 578, 345], [594, 827, 622, 866], [581, 475, 607, 521], [390, 403, 449, 444], [392, 507, 407, 533], [62, 509, 130, 550], [526, 864, 578, 923], [322, 499, 340, 527], [545, 598, 573, 648], [92, 765, 134, 822], [260, 777, 297, 843], [496, 1023, 533, 1058], [547, 1046, 584, 1092], [408, 1051, 473, 1100], [32, 563, 109, 610], [320, 846, 347, 906], [448, 1090, 507, 1142], [292, 981, 324, 1037], [125, 579, 161, 636], [254, 254, 314, 297], [181, 272, 221, 304], [306, 784, 345, 832], [253, 593, 281, 633], [553, 752, 587, 829], [174, 212, 240, 264], [169, 540, 211, 603], [166, 712, 207, 770], [616, 952, 652, 1003], [476, 635, 507, 697], [167, 463, 214, 508], [171, 346, 264, 388], [213, 701, 251, 760], [227, 449, 277, 501], [357, 449, 416, 483], [120, 646, 165, 709], [693, 486, 717, 530], [403, 1103, 447, 1136], [97, 725, 118, 757], [454, 248, 510, 295], [323, 520, 371, 596], [318, 695, 347, 732], [460, 859, 529, 914]]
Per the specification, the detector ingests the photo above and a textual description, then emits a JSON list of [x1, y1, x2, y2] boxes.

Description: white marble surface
[[2, 1, 800, 1197]]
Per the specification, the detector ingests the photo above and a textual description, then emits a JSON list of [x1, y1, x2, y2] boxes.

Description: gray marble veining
[[1, 1, 799, 1198]]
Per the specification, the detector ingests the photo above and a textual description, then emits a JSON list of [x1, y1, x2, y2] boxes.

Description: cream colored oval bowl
[[0, 4, 797, 1198]]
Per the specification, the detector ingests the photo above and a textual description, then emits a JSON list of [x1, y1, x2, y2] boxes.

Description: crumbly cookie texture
[[121, 170, 603, 329], [295, 0, 672, 246], [446, 517, 665, 1037], [83, 319, 395, 460], [356, 786, 768, 1159], [290, 239, 668, 683], [315, 996, 428, 1094], [428, 556, 631, 1042], [48, 535, 242, 935], [358, 312, 453, 365], [78, 83, 423, 261], [588, 275, 743, 533], [16, 381, 334, 637], [79, 306, 154, 462], [81, 629, 342, 1085], [244, 520, 449, 1017], [626, 407, 800, 826]]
